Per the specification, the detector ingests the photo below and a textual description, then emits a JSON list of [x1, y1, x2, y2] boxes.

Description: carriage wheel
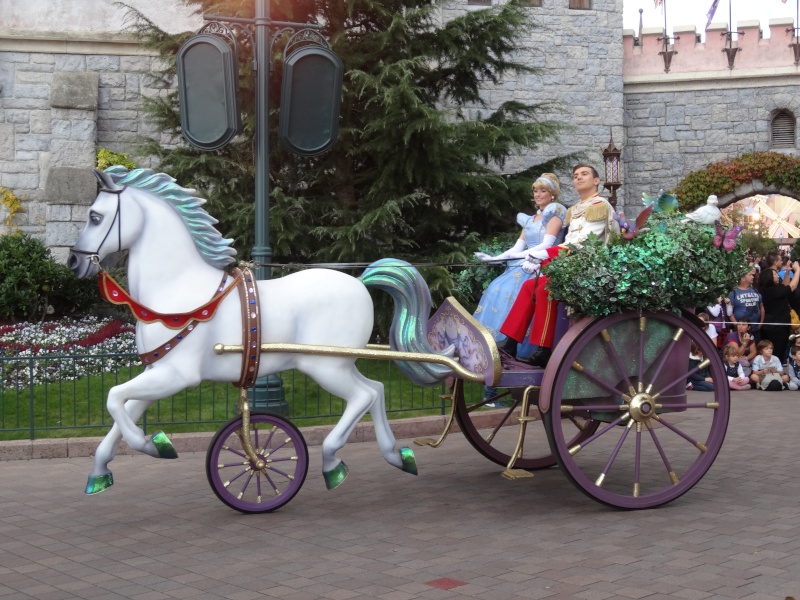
[[454, 378, 600, 470], [542, 311, 730, 509], [206, 411, 309, 514]]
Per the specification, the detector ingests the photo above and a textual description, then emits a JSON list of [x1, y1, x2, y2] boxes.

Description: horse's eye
[[90, 211, 103, 225]]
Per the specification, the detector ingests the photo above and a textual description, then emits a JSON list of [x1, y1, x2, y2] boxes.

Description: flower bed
[[1, 317, 137, 388]]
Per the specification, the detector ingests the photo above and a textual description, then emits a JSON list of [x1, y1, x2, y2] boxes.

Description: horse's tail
[[360, 259, 454, 386]]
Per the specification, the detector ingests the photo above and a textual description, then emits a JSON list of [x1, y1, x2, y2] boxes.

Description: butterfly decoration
[[712, 220, 744, 252], [613, 204, 654, 240], [642, 189, 679, 214]]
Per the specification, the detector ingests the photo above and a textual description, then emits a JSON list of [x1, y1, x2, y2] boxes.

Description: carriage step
[[501, 469, 534, 480]]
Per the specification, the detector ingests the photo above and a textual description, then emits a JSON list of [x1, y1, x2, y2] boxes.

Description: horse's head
[[68, 169, 144, 278]]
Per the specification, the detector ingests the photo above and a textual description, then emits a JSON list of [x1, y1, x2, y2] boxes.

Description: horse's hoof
[[150, 431, 178, 459], [85, 472, 114, 494], [399, 447, 418, 476], [323, 461, 349, 490]]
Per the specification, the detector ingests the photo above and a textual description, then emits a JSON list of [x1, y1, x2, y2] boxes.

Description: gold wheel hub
[[628, 393, 656, 423]]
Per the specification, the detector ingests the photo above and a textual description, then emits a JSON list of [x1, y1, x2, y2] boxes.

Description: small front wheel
[[206, 411, 309, 513]]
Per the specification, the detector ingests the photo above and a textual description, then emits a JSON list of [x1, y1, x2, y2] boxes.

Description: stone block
[[16, 84, 52, 101], [45, 167, 97, 205], [16, 134, 50, 152], [2, 97, 49, 110], [0, 123, 14, 160], [0, 440, 32, 461], [50, 139, 94, 168], [16, 71, 50, 85], [31, 438, 68, 459], [54, 55, 86, 72], [29, 110, 51, 134], [50, 72, 99, 111], [1, 173, 38, 189], [50, 246, 71, 264], [46, 220, 84, 246], [120, 56, 152, 73], [72, 205, 88, 221], [86, 56, 120, 72], [47, 204, 72, 221], [5, 110, 29, 125], [52, 119, 71, 139], [70, 121, 97, 142], [26, 201, 46, 226]]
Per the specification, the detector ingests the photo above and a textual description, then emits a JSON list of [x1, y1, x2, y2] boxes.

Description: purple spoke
[[645, 422, 678, 483], [643, 337, 680, 393], [567, 413, 630, 452], [654, 362, 709, 400], [266, 457, 296, 463], [567, 404, 627, 412], [219, 461, 250, 468], [653, 415, 707, 451], [263, 470, 280, 494], [634, 423, 642, 496], [573, 364, 630, 400], [256, 471, 262, 499], [239, 470, 255, 497], [485, 398, 522, 440], [566, 415, 590, 431], [226, 468, 250, 485], [638, 318, 646, 387], [600, 329, 635, 394], [597, 421, 634, 486], [266, 466, 291, 479], [223, 445, 248, 460], [466, 390, 512, 413], [658, 403, 718, 409], [261, 427, 277, 453]]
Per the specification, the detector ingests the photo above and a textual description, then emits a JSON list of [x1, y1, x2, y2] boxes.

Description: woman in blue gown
[[473, 173, 566, 342]]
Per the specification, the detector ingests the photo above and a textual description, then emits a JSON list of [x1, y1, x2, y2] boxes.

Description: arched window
[[771, 110, 796, 149]]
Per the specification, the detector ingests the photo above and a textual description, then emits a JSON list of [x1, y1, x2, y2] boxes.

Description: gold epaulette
[[565, 207, 573, 226], [584, 201, 610, 223]]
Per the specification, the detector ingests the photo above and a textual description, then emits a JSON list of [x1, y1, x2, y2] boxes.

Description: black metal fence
[[0, 351, 469, 440]]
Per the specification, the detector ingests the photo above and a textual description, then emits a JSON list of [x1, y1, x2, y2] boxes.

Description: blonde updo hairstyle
[[531, 173, 560, 201]]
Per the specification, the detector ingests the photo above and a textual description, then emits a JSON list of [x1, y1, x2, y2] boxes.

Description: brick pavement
[[0, 392, 799, 600]]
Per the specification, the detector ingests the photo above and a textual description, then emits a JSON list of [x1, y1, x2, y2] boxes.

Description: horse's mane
[[105, 166, 237, 270]]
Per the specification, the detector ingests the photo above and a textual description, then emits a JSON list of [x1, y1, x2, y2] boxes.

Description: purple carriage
[[421, 299, 729, 510]]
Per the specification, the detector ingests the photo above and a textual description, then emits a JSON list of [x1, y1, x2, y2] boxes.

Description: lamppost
[[175, 0, 343, 413], [602, 132, 622, 209]]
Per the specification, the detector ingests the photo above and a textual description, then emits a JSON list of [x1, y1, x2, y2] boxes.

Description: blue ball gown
[[473, 203, 567, 343]]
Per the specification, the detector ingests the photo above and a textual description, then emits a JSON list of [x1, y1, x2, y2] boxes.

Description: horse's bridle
[[70, 186, 126, 264]]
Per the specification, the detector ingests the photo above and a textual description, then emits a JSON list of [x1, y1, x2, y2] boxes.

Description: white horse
[[69, 167, 453, 495]]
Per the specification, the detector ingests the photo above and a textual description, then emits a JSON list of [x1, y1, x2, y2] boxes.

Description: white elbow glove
[[475, 238, 527, 262], [527, 234, 557, 253]]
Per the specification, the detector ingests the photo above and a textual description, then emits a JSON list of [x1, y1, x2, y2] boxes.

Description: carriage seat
[[426, 298, 570, 388]]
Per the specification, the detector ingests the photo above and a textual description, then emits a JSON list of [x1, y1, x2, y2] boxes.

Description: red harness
[[98, 268, 261, 384]]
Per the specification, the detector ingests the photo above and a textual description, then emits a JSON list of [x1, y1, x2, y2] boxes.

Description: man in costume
[[498, 163, 619, 366]]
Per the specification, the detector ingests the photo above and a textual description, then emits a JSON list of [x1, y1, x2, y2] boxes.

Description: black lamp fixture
[[602, 130, 621, 209]]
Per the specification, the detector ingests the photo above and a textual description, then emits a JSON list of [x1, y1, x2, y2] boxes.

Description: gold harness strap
[[233, 267, 262, 389]]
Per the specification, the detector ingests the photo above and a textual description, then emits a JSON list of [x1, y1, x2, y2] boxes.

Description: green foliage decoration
[[0, 232, 98, 322], [96, 148, 137, 170], [545, 214, 750, 317], [674, 152, 800, 212]]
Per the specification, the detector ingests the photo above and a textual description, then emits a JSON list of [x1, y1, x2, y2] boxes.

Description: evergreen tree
[[128, 0, 575, 303]]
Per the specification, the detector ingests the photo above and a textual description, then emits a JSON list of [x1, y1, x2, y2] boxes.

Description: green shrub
[[96, 148, 137, 170], [0, 232, 98, 322]]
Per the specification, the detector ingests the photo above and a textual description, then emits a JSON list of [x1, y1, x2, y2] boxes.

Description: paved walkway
[[1, 392, 799, 600]]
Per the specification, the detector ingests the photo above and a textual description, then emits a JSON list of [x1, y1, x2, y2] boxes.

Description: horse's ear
[[93, 168, 123, 192]]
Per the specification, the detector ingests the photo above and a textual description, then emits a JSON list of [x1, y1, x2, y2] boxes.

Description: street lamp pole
[[253, 0, 271, 282]]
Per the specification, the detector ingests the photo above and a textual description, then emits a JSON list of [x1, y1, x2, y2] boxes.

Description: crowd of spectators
[[688, 250, 800, 393]]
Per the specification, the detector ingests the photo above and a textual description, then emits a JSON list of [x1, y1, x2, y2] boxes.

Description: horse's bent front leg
[[105, 366, 196, 457], [86, 398, 152, 494]]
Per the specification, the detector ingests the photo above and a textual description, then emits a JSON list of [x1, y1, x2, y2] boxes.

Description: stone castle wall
[[620, 19, 800, 207], [0, 36, 173, 262], [441, 0, 624, 207]]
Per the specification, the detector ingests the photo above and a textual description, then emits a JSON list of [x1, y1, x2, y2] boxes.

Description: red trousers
[[499, 246, 563, 349], [499, 275, 558, 348]]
